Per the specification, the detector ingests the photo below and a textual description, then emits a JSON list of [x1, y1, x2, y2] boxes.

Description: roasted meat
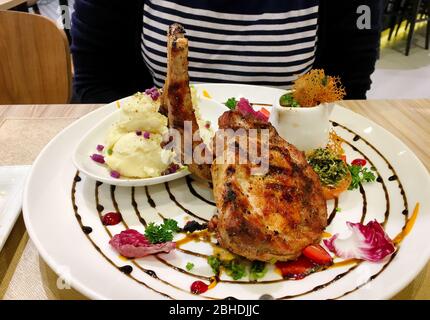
[[162, 23, 327, 262], [160, 23, 212, 181], [211, 111, 327, 261]]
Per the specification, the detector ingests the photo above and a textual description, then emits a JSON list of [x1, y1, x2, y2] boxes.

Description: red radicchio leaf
[[109, 229, 175, 258], [324, 220, 395, 262], [236, 98, 268, 122]]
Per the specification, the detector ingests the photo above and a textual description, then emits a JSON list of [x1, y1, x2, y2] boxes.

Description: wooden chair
[[0, 10, 71, 104]]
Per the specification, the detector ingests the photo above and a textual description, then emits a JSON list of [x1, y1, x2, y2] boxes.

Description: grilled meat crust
[[161, 23, 212, 181], [211, 111, 327, 261], [162, 23, 327, 262]]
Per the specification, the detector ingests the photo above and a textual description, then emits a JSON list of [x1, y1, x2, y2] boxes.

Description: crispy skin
[[162, 24, 327, 262], [211, 111, 327, 261], [161, 23, 212, 181]]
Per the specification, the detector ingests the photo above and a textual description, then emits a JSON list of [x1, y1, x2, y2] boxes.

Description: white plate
[[0, 165, 30, 251], [72, 97, 226, 187], [23, 84, 430, 300]]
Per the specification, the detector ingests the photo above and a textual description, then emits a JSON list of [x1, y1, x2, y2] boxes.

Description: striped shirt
[[141, 0, 319, 88]]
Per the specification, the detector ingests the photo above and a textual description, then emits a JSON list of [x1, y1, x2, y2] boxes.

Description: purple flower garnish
[[96, 144, 104, 152], [143, 131, 150, 139], [91, 154, 105, 164], [110, 170, 120, 179], [144, 87, 160, 101], [136, 130, 142, 136]]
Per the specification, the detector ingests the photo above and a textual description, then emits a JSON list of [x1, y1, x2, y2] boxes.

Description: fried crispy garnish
[[327, 129, 345, 157], [292, 69, 346, 107]]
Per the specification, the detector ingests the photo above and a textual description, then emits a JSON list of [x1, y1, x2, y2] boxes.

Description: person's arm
[[71, 0, 153, 103], [314, 0, 384, 99]]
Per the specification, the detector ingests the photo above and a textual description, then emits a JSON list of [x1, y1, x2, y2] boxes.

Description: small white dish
[[270, 94, 334, 152], [0, 165, 31, 251], [72, 96, 227, 187]]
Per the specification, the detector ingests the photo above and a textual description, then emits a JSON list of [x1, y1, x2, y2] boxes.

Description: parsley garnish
[[186, 262, 195, 271], [144, 219, 180, 244], [279, 93, 300, 108], [348, 165, 376, 190], [223, 259, 247, 280], [249, 261, 267, 281], [225, 97, 238, 110], [207, 255, 221, 274]]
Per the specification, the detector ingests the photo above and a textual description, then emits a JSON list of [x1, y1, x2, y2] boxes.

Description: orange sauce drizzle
[[393, 202, 420, 245]]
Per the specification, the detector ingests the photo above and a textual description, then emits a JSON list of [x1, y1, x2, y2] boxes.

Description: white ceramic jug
[[269, 100, 334, 152]]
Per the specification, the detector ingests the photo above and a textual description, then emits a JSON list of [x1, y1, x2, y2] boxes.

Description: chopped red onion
[[136, 130, 142, 136], [110, 170, 120, 179], [91, 154, 105, 164], [144, 87, 160, 101], [96, 144, 104, 152], [143, 131, 150, 139]]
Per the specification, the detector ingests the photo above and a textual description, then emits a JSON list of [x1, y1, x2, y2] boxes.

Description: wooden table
[[0, 0, 27, 10], [0, 100, 429, 299]]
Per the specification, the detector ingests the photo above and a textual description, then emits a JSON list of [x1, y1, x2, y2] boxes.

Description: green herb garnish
[[207, 255, 221, 274], [186, 262, 195, 271], [144, 219, 180, 244], [249, 261, 267, 281], [336, 207, 342, 212], [107, 149, 113, 155], [279, 93, 300, 108], [223, 259, 247, 280], [225, 97, 238, 110], [348, 165, 376, 190], [307, 148, 348, 187]]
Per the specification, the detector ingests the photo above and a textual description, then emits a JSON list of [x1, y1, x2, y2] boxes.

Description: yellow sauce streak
[[322, 232, 332, 238], [393, 202, 420, 245], [176, 230, 212, 248], [116, 101, 121, 109], [207, 276, 218, 290], [118, 255, 129, 262], [202, 90, 212, 99], [329, 258, 361, 269]]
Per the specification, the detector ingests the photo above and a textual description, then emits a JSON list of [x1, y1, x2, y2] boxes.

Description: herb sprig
[[225, 97, 238, 110], [144, 219, 180, 244], [348, 165, 376, 190]]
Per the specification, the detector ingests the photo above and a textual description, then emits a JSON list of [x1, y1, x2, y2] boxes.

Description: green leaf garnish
[[249, 261, 267, 281], [107, 149, 113, 155], [348, 165, 376, 190], [223, 259, 247, 280], [186, 262, 195, 271], [207, 255, 221, 274], [144, 219, 180, 244], [279, 93, 300, 108], [225, 97, 238, 110]]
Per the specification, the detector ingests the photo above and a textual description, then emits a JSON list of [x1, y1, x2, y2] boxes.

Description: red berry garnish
[[190, 281, 208, 294], [351, 159, 367, 166], [102, 212, 122, 226]]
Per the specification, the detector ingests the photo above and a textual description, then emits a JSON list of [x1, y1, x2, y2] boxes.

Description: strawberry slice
[[275, 256, 316, 279], [302, 244, 333, 265]]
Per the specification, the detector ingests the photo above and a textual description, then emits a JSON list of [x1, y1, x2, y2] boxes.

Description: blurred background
[[1, 0, 429, 99]]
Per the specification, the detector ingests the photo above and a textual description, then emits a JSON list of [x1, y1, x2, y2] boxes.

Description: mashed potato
[[105, 132, 174, 178], [106, 92, 168, 149], [104, 88, 212, 179], [105, 92, 173, 178]]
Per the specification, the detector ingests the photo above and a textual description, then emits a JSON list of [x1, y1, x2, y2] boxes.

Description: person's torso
[[141, 0, 319, 88]]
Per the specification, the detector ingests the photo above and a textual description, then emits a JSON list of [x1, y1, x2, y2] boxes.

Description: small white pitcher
[[269, 100, 334, 152]]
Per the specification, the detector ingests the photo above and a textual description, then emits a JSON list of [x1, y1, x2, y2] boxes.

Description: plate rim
[[23, 83, 430, 300]]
